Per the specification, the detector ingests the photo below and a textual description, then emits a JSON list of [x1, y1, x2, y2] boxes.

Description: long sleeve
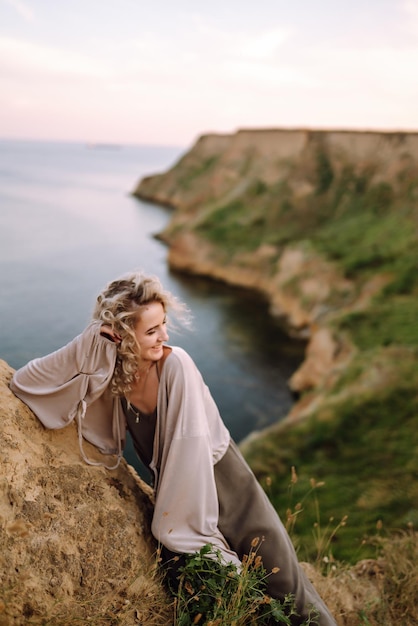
[[151, 347, 240, 567], [10, 322, 124, 458]]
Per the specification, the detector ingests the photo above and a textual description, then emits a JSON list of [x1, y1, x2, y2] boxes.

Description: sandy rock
[[0, 360, 171, 626], [289, 328, 338, 392], [301, 560, 384, 626], [0, 366, 394, 626]]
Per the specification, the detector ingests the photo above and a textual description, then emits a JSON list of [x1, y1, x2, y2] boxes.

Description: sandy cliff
[[134, 128, 418, 212], [0, 361, 391, 626], [0, 360, 171, 626], [134, 128, 418, 403]]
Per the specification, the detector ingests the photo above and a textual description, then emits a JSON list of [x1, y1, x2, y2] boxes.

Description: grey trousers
[[214, 441, 337, 626]]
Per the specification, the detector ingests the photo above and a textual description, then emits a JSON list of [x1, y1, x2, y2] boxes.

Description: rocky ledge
[[0, 359, 171, 626], [0, 360, 391, 626]]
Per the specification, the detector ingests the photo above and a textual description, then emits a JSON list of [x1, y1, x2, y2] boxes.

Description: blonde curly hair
[[92, 271, 189, 397]]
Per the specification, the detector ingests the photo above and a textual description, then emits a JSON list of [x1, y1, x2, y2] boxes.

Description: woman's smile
[[133, 301, 169, 362]]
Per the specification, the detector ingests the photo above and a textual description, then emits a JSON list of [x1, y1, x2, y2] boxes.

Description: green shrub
[[364, 182, 394, 215], [315, 211, 415, 276], [196, 200, 266, 252], [382, 257, 418, 296], [338, 298, 418, 349], [244, 353, 418, 563], [177, 156, 219, 190], [170, 543, 319, 625], [315, 150, 334, 195]]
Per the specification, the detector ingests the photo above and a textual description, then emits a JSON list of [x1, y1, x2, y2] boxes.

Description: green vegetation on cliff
[[201, 151, 418, 561], [135, 130, 418, 563], [244, 347, 418, 562], [195, 147, 417, 280]]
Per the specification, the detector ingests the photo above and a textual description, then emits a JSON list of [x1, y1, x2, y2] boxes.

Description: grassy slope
[[244, 349, 418, 562], [189, 150, 418, 563]]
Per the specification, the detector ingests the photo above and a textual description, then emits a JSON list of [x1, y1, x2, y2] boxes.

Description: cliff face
[[0, 360, 171, 626], [134, 128, 418, 399], [135, 128, 418, 212], [133, 128, 418, 561]]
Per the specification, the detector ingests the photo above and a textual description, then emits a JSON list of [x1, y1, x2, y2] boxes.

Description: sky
[[1, 0, 418, 147]]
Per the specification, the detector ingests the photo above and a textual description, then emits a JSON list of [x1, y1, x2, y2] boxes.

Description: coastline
[[130, 128, 418, 558]]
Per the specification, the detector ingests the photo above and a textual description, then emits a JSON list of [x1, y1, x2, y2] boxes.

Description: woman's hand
[[100, 325, 122, 344]]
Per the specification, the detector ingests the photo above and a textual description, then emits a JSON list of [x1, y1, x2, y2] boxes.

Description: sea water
[[0, 139, 304, 474]]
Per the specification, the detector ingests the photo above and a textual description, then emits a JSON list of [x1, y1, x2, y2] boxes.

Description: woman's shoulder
[[163, 345, 199, 375], [167, 345, 190, 358]]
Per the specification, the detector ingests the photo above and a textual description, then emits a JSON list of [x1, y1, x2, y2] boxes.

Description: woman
[[10, 271, 337, 626]]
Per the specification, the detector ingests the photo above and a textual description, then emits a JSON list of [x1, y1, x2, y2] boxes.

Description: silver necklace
[[130, 361, 156, 423], [131, 401, 157, 424], [131, 404, 143, 424]]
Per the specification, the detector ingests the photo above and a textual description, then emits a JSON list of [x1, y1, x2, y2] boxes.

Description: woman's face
[[133, 301, 169, 362]]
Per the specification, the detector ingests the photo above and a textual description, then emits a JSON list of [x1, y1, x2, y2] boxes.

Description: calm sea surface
[[0, 140, 304, 473]]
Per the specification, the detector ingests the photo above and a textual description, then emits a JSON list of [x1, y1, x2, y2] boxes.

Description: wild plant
[[283, 467, 347, 570], [169, 540, 319, 625]]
